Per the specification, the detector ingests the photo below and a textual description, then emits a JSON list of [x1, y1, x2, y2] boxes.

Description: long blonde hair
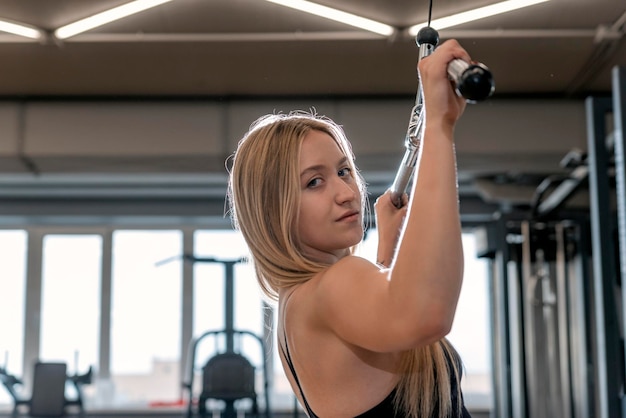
[[227, 111, 462, 418]]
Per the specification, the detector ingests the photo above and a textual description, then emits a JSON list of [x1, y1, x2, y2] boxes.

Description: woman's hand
[[374, 189, 408, 267], [418, 39, 470, 131]]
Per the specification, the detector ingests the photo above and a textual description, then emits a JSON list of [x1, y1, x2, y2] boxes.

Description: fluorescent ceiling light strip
[[264, 0, 394, 36], [409, 0, 552, 36], [66, 32, 385, 42], [0, 19, 42, 39], [54, 0, 174, 40]]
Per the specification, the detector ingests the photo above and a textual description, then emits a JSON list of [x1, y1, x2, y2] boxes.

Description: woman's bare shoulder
[[316, 255, 386, 289], [283, 255, 382, 317], [303, 256, 389, 322]]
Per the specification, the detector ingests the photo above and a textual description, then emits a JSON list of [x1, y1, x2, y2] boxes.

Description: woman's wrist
[[424, 121, 456, 142], [376, 245, 395, 268]]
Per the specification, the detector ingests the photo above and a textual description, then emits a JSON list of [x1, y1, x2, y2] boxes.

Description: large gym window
[[0, 230, 27, 406], [40, 234, 101, 375], [0, 226, 492, 413], [109, 230, 183, 407]]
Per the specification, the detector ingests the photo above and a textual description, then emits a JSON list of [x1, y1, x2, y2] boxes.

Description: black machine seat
[[30, 362, 67, 417], [0, 361, 91, 418], [200, 352, 256, 402], [198, 352, 260, 417]]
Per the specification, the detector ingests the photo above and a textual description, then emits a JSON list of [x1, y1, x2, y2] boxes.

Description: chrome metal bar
[[389, 26, 494, 207]]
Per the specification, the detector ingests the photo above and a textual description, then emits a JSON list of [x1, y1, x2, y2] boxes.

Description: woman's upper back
[[279, 277, 472, 417], [278, 275, 402, 417]]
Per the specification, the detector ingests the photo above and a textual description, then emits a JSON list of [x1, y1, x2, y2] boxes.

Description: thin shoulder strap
[[280, 291, 318, 418], [280, 333, 318, 418]]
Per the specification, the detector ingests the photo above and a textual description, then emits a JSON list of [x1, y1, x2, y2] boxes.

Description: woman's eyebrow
[[300, 156, 348, 178], [300, 164, 325, 179]]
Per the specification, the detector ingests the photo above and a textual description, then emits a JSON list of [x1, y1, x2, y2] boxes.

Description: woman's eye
[[307, 178, 322, 188], [338, 167, 352, 177]]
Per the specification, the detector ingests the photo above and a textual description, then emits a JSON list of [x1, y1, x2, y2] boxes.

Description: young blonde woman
[[228, 38, 471, 417]]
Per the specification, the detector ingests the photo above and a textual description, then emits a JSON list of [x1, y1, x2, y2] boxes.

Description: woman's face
[[297, 130, 363, 263]]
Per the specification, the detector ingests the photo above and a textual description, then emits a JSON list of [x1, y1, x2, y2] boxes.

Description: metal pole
[[491, 217, 514, 418], [224, 260, 236, 418], [585, 96, 622, 418], [224, 261, 235, 353], [611, 65, 626, 417], [180, 229, 194, 402], [521, 221, 541, 417], [22, 230, 44, 393], [564, 220, 593, 418], [555, 222, 572, 418]]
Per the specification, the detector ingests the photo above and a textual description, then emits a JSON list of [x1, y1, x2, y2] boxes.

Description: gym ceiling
[[0, 0, 624, 218]]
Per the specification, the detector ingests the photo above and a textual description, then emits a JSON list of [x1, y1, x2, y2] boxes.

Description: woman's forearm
[[388, 124, 464, 332]]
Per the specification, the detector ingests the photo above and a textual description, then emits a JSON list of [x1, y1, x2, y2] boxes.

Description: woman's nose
[[334, 179, 357, 204]]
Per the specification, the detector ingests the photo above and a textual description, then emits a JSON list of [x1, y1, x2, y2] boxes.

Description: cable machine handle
[[390, 27, 494, 208]]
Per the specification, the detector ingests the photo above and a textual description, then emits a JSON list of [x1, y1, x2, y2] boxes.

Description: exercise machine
[[180, 256, 271, 418], [0, 361, 92, 417]]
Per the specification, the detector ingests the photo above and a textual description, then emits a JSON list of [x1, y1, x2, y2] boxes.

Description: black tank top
[[280, 334, 472, 417]]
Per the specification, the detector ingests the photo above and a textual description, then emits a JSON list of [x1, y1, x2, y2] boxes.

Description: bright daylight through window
[[0, 228, 491, 411]]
